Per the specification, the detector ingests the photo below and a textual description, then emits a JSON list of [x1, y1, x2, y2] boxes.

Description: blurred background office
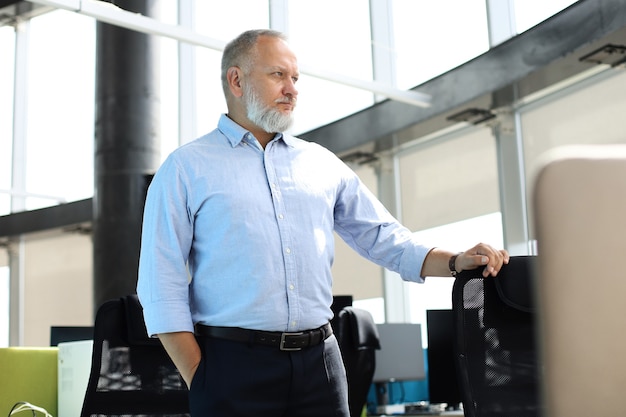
[[1, 0, 625, 354]]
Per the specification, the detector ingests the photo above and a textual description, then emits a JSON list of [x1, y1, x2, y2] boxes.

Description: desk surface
[[370, 411, 463, 417]]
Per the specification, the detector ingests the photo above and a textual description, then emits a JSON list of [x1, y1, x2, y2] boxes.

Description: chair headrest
[[456, 255, 537, 313], [338, 307, 381, 350], [123, 294, 161, 346], [494, 255, 537, 313]]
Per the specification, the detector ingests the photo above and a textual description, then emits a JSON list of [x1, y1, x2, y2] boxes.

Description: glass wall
[[399, 127, 500, 231], [398, 126, 502, 334], [0, 26, 15, 215], [332, 163, 382, 302], [287, 0, 375, 133], [5, 0, 578, 213], [513, 0, 578, 33], [392, 0, 490, 89], [344, 125, 503, 326], [23, 11, 95, 210], [0, 0, 601, 347], [409, 213, 503, 339], [157, 2, 180, 159], [191, 1, 270, 143], [520, 69, 626, 240]]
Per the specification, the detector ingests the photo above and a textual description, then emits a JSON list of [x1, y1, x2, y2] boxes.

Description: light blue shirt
[[137, 114, 430, 336]]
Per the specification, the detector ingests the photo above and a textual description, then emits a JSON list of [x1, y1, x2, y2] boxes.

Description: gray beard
[[244, 83, 294, 134]]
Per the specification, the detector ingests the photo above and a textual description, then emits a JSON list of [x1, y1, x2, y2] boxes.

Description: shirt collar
[[218, 114, 295, 148]]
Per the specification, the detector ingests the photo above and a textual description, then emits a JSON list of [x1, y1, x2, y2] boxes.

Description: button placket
[[264, 146, 299, 330]]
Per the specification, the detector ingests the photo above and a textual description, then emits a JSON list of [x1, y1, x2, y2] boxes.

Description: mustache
[[275, 96, 296, 105]]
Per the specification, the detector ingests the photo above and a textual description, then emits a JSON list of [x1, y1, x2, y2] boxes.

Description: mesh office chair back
[[81, 294, 190, 417], [452, 256, 541, 417]]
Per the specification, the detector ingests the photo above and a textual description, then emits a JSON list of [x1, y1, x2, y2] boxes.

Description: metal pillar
[[369, 0, 397, 102], [493, 112, 531, 255], [376, 153, 412, 323], [485, 0, 516, 47], [177, 0, 196, 145], [9, 19, 30, 346], [93, 0, 161, 312]]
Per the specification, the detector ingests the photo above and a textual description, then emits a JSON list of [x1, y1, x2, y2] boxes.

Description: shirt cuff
[[140, 298, 194, 337]]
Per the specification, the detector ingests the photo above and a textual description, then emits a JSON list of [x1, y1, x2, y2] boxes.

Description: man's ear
[[227, 66, 244, 98]]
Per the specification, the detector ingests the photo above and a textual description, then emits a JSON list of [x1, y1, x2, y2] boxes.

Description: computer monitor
[[426, 309, 462, 409], [373, 323, 425, 405], [57, 340, 93, 417], [50, 326, 94, 346]]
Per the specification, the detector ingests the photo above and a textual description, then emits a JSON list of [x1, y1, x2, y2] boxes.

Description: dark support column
[[93, 0, 161, 312]]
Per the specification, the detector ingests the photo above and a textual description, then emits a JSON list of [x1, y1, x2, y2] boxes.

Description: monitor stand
[[375, 381, 390, 406]]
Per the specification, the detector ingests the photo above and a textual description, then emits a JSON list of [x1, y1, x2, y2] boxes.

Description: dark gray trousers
[[189, 333, 350, 417]]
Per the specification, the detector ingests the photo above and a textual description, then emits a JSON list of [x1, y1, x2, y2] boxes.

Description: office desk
[[370, 411, 463, 417]]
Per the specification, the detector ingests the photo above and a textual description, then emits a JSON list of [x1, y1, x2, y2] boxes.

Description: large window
[[513, 0, 578, 34], [520, 69, 626, 240], [0, 0, 605, 347], [348, 126, 503, 326], [24, 10, 95, 209], [193, 1, 270, 41], [287, 0, 375, 134], [332, 163, 382, 302], [157, 1, 180, 160], [409, 212, 504, 343], [398, 125, 502, 338], [2, 0, 585, 212], [392, 0, 490, 89], [0, 26, 15, 215], [192, 1, 270, 140], [399, 126, 500, 231]]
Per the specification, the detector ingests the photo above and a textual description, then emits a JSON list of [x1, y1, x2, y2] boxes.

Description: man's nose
[[284, 79, 298, 98]]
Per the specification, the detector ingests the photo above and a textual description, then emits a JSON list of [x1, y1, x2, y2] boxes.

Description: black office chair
[[81, 294, 190, 417], [452, 256, 541, 417], [335, 306, 381, 417]]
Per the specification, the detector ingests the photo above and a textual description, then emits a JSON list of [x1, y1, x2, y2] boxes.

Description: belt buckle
[[280, 331, 304, 351]]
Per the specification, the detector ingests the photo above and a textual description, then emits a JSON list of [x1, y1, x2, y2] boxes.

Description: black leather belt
[[195, 323, 332, 351]]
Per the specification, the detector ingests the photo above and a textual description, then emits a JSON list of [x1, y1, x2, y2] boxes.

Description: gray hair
[[220, 29, 288, 95]]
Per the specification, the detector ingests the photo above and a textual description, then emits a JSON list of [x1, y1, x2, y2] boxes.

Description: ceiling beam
[[0, 199, 91, 239]]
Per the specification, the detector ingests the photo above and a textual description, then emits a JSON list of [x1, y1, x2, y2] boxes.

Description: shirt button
[[278, 214, 284, 219], [289, 284, 295, 290], [291, 321, 297, 327], [285, 247, 291, 254]]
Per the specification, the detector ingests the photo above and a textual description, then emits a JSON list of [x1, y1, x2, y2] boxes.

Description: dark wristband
[[449, 252, 462, 277]]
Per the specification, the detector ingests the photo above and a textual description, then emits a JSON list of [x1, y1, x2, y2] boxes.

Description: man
[[137, 29, 508, 416]]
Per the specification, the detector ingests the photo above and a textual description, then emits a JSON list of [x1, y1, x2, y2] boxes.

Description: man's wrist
[[449, 252, 462, 277]]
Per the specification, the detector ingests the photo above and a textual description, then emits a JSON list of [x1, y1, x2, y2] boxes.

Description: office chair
[[336, 306, 381, 417], [452, 256, 541, 417], [81, 294, 190, 417]]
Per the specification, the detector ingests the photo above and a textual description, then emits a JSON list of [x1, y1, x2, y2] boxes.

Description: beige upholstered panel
[[533, 144, 626, 417]]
